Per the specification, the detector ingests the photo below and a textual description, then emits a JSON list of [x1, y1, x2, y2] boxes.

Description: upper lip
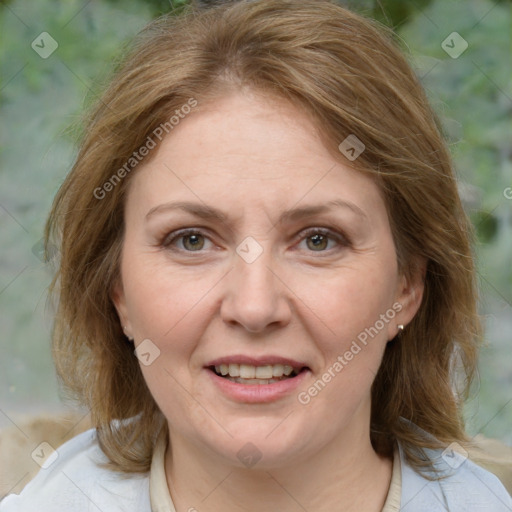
[[205, 355, 309, 369]]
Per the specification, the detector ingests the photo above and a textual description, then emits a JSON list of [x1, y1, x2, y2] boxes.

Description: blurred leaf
[[471, 210, 499, 243]]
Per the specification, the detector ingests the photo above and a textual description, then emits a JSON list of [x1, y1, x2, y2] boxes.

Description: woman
[[1, 0, 510, 510]]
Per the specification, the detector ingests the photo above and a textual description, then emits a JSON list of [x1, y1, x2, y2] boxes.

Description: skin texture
[[113, 89, 425, 512]]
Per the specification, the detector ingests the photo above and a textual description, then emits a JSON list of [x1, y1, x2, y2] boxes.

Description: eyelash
[[297, 227, 349, 252], [162, 228, 215, 252], [161, 227, 350, 255]]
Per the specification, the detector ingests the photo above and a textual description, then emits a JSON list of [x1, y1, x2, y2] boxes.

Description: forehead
[[127, 91, 385, 220]]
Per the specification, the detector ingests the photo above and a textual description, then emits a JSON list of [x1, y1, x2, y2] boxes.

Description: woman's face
[[113, 90, 423, 469]]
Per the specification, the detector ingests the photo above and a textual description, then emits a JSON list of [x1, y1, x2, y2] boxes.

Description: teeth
[[283, 365, 293, 376], [228, 363, 240, 377], [272, 364, 284, 377], [255, 365, 273, 379], [227, 377, 281, 385], [240, 364, 256, 379], [214, 363, 301, 379]]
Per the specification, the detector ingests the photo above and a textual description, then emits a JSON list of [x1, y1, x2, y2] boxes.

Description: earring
[[123, 325, 134, 342], [397, 324, 404, 334]]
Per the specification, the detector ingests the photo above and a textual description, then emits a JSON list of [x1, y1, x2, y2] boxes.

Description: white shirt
[[1, 428, 510, 511]]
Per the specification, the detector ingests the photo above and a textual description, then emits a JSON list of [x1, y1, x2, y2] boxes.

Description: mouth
[[204, 356, 311, 402], [208, 363, 308, 385]]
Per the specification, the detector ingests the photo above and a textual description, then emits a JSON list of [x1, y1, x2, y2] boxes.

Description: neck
[[165, 422, 393, 512]]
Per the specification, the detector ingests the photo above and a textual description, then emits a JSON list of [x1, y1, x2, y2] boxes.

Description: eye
[[181, 233, 206, 251], [163, 229, 213, 252], [306, 233, 330, 251], [297, 228, 347, 252]]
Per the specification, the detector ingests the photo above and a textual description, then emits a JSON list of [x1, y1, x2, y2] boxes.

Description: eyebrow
[[278, 199, 368, 223], [145, 199, 367, 224], [146, 201, 229, 222]]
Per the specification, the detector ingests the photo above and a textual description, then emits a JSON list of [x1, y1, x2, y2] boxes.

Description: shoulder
[[0, 428, 151, 512], [400, 443, 512, 511]]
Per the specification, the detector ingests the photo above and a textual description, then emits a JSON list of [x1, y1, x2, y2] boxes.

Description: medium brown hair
[[45, 0, 481, 473]]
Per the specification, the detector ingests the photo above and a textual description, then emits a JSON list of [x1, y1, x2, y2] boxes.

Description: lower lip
[[205, 368, 310, 403]]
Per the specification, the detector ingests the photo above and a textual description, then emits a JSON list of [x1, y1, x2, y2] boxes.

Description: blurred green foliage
[[1, 0, 510, 440]]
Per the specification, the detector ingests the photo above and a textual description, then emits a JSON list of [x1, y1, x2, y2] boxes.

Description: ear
[[390, 257, 426, 339], [111, 278, 132, 339]]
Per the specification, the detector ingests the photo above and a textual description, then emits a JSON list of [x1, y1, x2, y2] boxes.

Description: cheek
[[295, 271, 395, 428], [122, 255, 221, 421], [296, 265, 397, 352], [118, 255, 217, 407], [121, 251, 224, 341]]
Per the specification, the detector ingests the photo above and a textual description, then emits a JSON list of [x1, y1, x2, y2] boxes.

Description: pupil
[[184, 234, 204, 250], [308, 234, 327, 250]]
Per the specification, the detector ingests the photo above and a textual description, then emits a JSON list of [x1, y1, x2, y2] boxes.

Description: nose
[[220, 249, 292, 333]]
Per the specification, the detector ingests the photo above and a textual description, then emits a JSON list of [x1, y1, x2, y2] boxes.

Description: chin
[[199, 416, 315, 469]]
